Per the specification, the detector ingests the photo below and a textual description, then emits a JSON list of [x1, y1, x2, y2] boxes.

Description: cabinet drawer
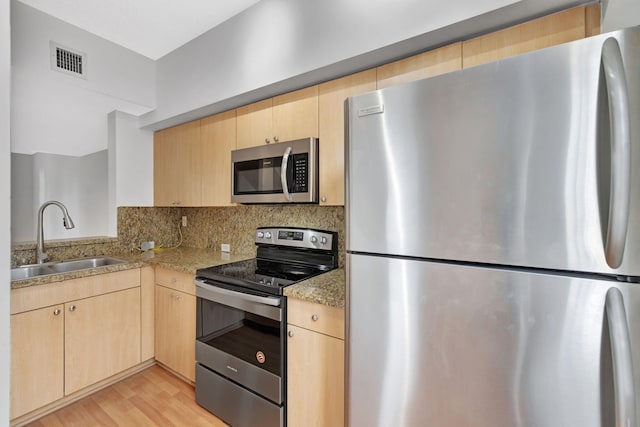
[[11, 268, 140, 315], [155, 267, 195, 295], [287, 298, 344, 339]]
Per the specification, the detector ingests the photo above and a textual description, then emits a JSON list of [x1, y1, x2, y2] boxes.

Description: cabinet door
[[376, 42, 462, 89], [64, 287, 141, 395], [155, 285, 196, 382], [201, 110, 237, 206], [273, 85, 318, 142], [287, 324, 344, 427], [318, 71, 376, 206], [11, 305, 64, 419], [236, 98, 273, 149], [462, 6, 587, 68], [154, 120, 202, 206]]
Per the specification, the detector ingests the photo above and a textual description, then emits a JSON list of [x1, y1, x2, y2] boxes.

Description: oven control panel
[[256, 227, 336, 250]]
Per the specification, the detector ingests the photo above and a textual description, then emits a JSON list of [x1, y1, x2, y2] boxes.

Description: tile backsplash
[[119, 205, 345, 262], [11, 205, 345, 267]]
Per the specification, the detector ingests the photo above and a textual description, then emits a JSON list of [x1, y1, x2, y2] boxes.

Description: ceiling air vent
[[50, 41, 87, 79]]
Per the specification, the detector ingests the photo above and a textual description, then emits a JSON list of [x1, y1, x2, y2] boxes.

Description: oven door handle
[[194, 279, 282, 321]]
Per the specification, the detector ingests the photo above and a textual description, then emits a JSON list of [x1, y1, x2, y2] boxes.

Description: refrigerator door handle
[[280, 146, 293, 201], [605, 287, 637, 427], [601, 37, 631, 269]]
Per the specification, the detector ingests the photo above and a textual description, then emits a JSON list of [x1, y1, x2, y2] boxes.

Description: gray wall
[[602, 0, 640, 31], [140, 0, 587, 130], [11, 151, 109, 242]]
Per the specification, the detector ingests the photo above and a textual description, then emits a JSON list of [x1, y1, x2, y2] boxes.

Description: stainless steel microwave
[[231, 137, 319, 204]]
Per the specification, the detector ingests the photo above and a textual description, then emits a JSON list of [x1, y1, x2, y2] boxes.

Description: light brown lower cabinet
[[11, 304, 65, 418], [287, 298, 345, 427], [10, 269, 142, 421], [154, 284, 196, 382], [64, 287, 141, 394]]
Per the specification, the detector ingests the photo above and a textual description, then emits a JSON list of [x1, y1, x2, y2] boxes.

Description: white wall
[[602, 0, 640, 31], [1, 0, 10, 424], [11, 0, 155, 156], [107, 111, 154, 235], [10, 0, 157, 242], [140, 0, 588, 130]]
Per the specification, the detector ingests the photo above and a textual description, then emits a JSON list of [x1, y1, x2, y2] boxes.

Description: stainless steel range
[[193, 227, 338, 427]]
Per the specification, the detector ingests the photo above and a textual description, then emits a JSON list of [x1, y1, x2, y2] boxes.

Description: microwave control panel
[[292, 153, 308, 193]]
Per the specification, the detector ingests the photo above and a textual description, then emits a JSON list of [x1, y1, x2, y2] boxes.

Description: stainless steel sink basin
[[11, 256, 129, 281]]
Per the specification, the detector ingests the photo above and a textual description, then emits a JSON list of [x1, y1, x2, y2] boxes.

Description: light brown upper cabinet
[[154, 120, 202, 206], [272, 86, 319, 143], [318, 70, 376, 206], [237, 86, 319, 149], [376, 42, 462, 89], [462, 6, 589, 68], [236, 98, 273, 149], [201, 110, 237, 206]]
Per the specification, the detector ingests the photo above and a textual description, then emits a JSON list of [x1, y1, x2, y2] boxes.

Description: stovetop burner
[[196, 227, 338, 296]]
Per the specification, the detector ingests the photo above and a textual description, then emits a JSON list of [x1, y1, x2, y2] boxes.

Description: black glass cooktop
[[196, 258, 329, 296]]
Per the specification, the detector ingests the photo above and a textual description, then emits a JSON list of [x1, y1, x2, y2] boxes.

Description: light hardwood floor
[[27, 365, 228, 427]]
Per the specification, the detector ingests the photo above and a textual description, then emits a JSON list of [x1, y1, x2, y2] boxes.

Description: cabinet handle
[[320, 196, 326, 203], [265, 137, 270, 144], [53, 308, 61, 316], [69, 305, 77, 312], [273, 136, 279, 143], [288, 330, 294, 337], [311, 314, 319, 321]]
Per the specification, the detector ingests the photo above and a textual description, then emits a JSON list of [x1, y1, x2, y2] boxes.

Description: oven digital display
[[278, 230, 304, 241]]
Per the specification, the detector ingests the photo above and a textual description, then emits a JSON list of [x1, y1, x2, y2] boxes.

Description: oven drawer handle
[[194, 279, 281, 307]]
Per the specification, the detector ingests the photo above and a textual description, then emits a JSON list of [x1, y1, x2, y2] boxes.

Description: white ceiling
[[16, 0, 262, 60]]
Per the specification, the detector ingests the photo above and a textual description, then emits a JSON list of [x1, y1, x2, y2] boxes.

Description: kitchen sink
[[11, 256, 129, 281]]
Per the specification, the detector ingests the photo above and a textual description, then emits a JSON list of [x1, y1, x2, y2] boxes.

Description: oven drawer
[[196, 363, 283, 427], [155, 267, 195, 295], [287, 298, 344, 339], [196, 340, 282, 403]]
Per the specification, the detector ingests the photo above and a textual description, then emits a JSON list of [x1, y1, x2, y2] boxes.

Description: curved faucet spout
[[37, 201, 75, 264]]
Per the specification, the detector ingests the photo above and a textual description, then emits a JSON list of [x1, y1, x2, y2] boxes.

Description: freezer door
[[345, 27, 640, 277], [347, 254, 640, 427]]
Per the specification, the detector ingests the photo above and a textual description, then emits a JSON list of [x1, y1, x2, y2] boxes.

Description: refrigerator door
[[345, 27, 640, 277], [347, 253, 640, 427]]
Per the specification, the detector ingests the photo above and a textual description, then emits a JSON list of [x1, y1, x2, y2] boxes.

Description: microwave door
[[259, 157, 283, 195]]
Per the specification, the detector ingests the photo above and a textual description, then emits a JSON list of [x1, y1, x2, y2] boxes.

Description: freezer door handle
[[605, 287, 637, 427], [601, 37, 631, 269]]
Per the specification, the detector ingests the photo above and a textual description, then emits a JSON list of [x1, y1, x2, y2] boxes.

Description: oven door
[[231, 137, 318, 204], [194, 279, 285, 427]]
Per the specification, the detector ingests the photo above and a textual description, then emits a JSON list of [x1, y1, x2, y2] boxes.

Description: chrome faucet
[[36, 200, 75, 264]]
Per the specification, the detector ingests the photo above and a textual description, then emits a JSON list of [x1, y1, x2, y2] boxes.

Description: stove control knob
[[320, 236, 327, 245], [310, 236, 318, 244], [265, 231, 272, 239], [257, 231, 264, 239]]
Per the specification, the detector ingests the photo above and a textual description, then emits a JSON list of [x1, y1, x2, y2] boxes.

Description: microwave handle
[[280, 146, 293, 201]]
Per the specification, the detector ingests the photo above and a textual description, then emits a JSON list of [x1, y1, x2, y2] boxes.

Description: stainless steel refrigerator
[[345, 27, 640, 427]]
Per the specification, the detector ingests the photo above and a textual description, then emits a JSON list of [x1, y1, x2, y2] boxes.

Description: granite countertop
[[284, 268, 345, 309], [10, 246, 346, 308], [10, 247, 251, 290]]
